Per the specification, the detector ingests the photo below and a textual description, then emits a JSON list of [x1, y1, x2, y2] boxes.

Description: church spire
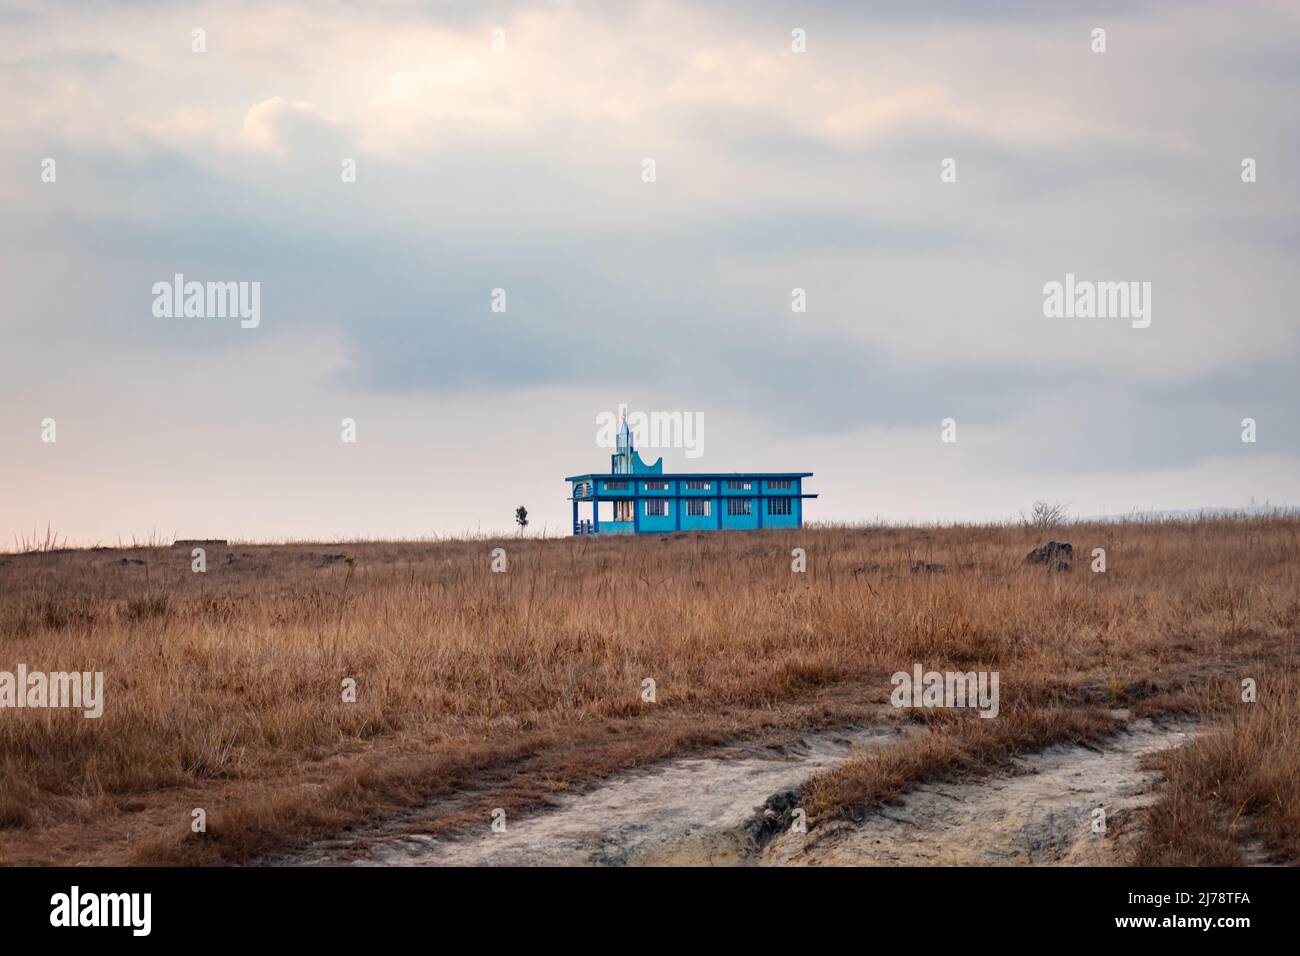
[[613, 403, 634, 472]]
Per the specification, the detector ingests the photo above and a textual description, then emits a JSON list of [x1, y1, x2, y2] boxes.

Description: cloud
[[1, 0, 1298, 540], [239, 96, 344, 154]]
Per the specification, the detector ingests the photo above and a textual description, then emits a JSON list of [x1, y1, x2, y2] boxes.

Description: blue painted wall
[[568, 422, 813, 536], [679, 506, 717, 531], [637, 502, 676, 532], [763, 498, 799, 529], [719, 498, 759, 530], [573, 480, 813, 535]]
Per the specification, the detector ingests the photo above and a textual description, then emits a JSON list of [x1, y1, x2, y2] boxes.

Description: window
[[725, 480, 752, 491], [644, 480, 669, 491], [614, 500, 634, 521], [767, 480, 792, 490], [605, 481, 629, 491], [726, 498, 753, 516], [574, 481, 592, 497], [768, 497, 793, 516], [645, 499, 669, 517], [686, 480, 711, 491], [686, 499, 711, 517]]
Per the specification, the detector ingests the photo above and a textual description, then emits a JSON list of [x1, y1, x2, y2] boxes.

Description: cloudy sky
[[2, 0, 1297, 543]]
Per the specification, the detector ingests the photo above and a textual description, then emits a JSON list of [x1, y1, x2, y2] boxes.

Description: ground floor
[[572, 494, 804, 534]]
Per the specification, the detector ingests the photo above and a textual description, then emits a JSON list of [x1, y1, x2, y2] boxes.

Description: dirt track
[[282, 718, 1193, 867], [766, 719, 1193, 866]]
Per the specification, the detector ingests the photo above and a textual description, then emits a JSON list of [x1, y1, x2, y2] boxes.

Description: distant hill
[[1080, 504, 1299, 523]]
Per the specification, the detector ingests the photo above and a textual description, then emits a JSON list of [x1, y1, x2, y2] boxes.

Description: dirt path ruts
[[282, 718, 1192, 866], [282, 724, 907, 866], [766, 719, 1194, 866]]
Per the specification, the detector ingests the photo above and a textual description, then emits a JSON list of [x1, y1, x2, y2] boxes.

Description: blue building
[[567, 414, 816, 535]]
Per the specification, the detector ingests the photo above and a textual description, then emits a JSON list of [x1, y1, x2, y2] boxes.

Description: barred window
[[686, 480, 711, 491], [768, 497, 793, 516], [605, 481, 629, 491], [767, 480, 792, 490], [686, 499, 711, 517], [725, 480, 752, 491], [726, 498, 753, 516], [644, 480, 669, 491], [644, 499, 668, 517]]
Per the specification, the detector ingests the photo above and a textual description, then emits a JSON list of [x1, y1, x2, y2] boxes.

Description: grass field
[[1, 517, 1296, 865]]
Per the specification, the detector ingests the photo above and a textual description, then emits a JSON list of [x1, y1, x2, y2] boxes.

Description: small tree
[[515, 506, 529, 535], [1023, 500, 1068, 531]]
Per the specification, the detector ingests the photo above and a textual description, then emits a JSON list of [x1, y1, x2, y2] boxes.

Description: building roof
[[577, 408, 813, 484], [566, 472, 814, 481]]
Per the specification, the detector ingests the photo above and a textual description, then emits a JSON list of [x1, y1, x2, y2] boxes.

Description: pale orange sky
[[2, 0, 1298, 545]]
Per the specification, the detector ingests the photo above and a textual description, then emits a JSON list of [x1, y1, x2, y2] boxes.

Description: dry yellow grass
[[802, 705, 1124, 824], [1135, 666, 1300, 865], [0, 517, 1296, 864]]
